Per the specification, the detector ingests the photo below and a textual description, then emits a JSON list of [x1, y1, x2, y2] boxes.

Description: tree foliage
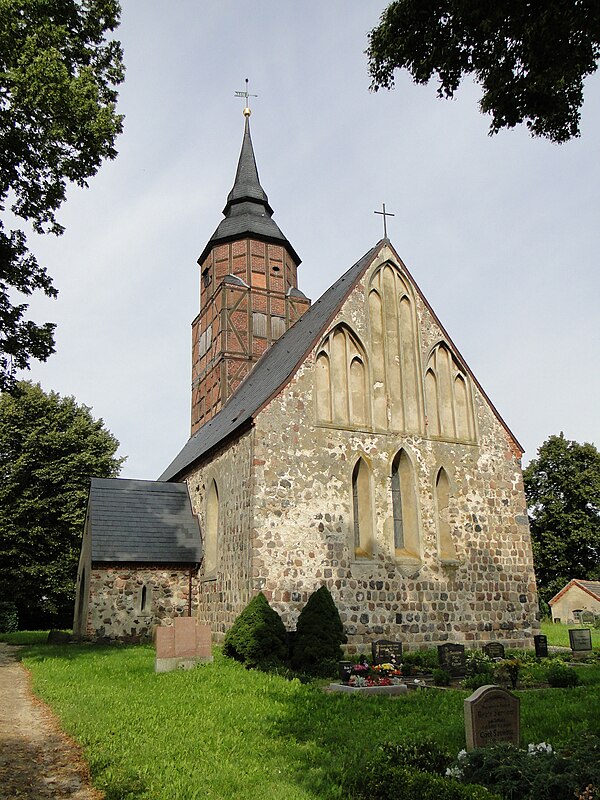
[[0, 381, 124, 628], [524, 433, 600, 604], [367, 1, 600, 142], [0, 0, 124, 389]]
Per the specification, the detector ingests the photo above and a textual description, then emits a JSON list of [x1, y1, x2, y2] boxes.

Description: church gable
[[306, 243, 479, 448]]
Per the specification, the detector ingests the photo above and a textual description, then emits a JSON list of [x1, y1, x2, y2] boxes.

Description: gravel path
[[0, 643, 102, 800]]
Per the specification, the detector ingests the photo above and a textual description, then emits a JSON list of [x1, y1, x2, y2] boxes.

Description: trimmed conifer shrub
[[292, 585, 347, 673], [222, 592, 288, 668]]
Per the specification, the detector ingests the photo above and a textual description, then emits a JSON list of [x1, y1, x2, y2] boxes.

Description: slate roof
[[549, 579, 600, 605], [89, 478, 201, 563], [198, 115, 300, 265], [159, 241, 383, 481]]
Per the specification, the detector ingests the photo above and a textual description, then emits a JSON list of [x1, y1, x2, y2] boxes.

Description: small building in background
[[73, 478, 201, 641], [549, 579, 600, 624]]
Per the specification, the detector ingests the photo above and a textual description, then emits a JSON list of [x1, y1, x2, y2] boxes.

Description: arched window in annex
[[315, 323, 369, 428], [138, 581, 153, 614], [368, 261, 424, 435], [434, 466, 459, 563], [204, 478, 219, 576], [351, 456, 375, 560], [425, 342, 476, 442], [390, 448, 421, 561]]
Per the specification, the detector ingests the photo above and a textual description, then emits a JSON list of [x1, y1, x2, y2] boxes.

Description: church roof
[[88, 478, 201, 563], [198, 116, 301, 266], [160, 241, 382, 481], [161, 238, 523, 482]]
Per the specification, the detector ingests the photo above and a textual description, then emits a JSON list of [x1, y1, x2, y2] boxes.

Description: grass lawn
[[541, 619, 600, 648], [15, 643, 600, 800]]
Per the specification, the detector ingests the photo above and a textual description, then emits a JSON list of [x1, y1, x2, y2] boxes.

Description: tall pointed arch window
[[435, 467, 458, 562], [425, 343, 475, 442], [391, 450, 420, 559], [204, 479, 219, 575], [315, 325, 369, 427], [352, 458, 374, 559], [368, 262, 424, 434]]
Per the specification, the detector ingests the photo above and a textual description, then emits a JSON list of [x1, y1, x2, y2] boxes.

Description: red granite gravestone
[[155, 617, 213, 672], [155, 625, 175, 659], [174, 616, 197, 659]]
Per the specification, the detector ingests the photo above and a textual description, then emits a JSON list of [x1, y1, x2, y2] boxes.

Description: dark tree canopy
[[0, 0, 124, 390], [367, 1, 600, 142], [0, 381, 124, 628], [524, 433, 600, 605]]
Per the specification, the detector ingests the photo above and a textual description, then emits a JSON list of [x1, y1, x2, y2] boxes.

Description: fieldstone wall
[[185, 431, 254, 641], [247, 245, 539, 650], [84, 565, 197, 642]]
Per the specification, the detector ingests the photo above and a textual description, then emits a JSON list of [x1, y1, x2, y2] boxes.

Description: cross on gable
[[374, 203, 395, 238]]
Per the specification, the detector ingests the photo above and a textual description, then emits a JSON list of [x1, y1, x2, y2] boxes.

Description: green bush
[[462, 672, 493, 691], [433, 667, 451, 686], [222, 592, 288, 668], [546, 661, 580, 688], [493, 658, 522, 689], [379, 738, 453, 775], [449, 735, 600, 800], [402, 648, 440, 671], [348, 758, 499, 800], [291, 585, 347, 673], [0, 601, 18, 633]]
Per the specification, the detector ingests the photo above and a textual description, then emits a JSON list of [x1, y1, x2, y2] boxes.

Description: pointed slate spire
[[198, 114, 300, 265]]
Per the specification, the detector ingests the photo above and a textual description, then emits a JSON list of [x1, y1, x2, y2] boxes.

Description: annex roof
[[549, 579, 600, 606], [160, 237, 524, 482], [198, 115, 300, 266], [88, 478, 201, 563]]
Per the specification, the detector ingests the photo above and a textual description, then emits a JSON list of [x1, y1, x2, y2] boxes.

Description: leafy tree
[[524, 433, 600, 604], [0, 381, 124, 628], [367, 1, 600, 142], [0, 0, 124, 389]]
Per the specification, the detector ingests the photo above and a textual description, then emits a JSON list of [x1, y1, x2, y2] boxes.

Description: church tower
[[191, 106, 310, 433]]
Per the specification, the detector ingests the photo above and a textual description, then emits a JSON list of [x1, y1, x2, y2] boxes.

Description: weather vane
[[374, 203, 395, 238], [235, 78, 258, 117]]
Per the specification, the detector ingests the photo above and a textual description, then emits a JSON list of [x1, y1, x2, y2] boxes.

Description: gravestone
[[483, 641, 505, 660], [580, 611, 595, 625], [155, 617, 212, 672], [338, 661, 353, 683], [371, 639, 403, 665], [533, 634, 548, 658], [438, 643, 466, 676], [569, 628, 592, 653], [464, 685, 520, 750]]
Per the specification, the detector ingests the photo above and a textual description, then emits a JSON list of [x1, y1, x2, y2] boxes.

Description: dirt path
[[0, 643, 102, 800]]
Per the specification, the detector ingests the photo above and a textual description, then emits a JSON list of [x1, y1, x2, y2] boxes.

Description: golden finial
[[235, 78, 257, 117]]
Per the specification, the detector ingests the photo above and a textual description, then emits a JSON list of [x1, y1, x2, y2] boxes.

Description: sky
[[19, 2, 600, 479]]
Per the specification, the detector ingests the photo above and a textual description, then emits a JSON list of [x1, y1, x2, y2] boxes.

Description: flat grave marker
[[464, 685, 520, 750], [438, 643, 466, 676], [371, 639, 403, 665]]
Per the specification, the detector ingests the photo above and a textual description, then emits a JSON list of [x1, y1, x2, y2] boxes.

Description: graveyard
[[2, 620, 599, 800]]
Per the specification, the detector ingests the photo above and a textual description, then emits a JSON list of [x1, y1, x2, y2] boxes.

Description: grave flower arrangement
[[346, 660, 404, 686]]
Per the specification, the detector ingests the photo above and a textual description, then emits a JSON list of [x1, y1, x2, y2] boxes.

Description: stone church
[[73, 107, 539, 650]]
